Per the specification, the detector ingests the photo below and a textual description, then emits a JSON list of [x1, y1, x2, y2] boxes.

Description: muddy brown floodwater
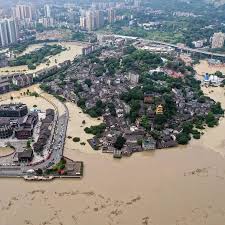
[[1, 62, 225, 225]]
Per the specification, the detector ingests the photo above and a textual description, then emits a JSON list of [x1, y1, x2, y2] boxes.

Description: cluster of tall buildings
[[108, 8, 116, 24], [12, 4, 33, 21], [44, 4, 51, 18], [0, 19, 18, 47], [80, 8, 116, 31], [80, 10, 104, 31], [211, 32, 225, 49], [0, 4, 35, 47], [91, 2, 117, 10], [38, 4, 54, 28]]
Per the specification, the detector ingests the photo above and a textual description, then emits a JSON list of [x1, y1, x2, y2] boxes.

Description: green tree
[[84, 123, 106, 136], [84, 79, 92, 87], [205, 112, 218, 127], [211, 102, 224, 115], [27, 140, 31, 148], [155, 114, 167, 126], [108, 103, 117, 116], [73, 137, 80, 142], [182, 122, 194, 134], [177, 132, 190, 145], [192, 130, 201, 139], [215, 71, 224, 78], [140, 115, 150, 130], [114, 136, 126, 150], [123, 45, 136, 55]]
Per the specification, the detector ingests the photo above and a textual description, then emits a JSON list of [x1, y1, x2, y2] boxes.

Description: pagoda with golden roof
[[156, 104, 164, 115]]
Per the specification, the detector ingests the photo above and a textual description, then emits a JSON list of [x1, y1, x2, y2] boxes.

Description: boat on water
[[23, 175, 54, 181]]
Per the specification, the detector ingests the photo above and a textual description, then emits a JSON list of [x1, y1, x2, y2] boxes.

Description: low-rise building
[[142, 137, 156, 150], [18, 149, 34, 162], [211, 32, 225, 49], [12, 73, 33, 88]]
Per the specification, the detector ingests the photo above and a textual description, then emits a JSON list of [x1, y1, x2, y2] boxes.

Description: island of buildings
[[38, 35, 224, 158]]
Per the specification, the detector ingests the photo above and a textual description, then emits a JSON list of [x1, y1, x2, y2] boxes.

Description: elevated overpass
[[113, 34, 225, 59]]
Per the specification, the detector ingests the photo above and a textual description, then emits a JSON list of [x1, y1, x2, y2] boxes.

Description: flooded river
[[0, 62, 225, 225], [195, 60, 225, 75]]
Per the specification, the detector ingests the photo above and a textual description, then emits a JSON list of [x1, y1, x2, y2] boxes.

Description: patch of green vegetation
[[10, 84, 20, 91], [114, 135, 126, 150], [9, 45, 65, 69], [177, 132, 191, 145], [29, 92, 39, 97], [84, 123, 106, 137], [73, 137, 80, 142], [84, 79, 92, 88], [26, 140, 32, 148], [53, 94, 66, 102], [211, 102, 224, 115], [205, 112, 218, 127], [9, 39, 36, 54], [72, 31, 86, 41], [192, 130, 201, 139], [108, 102, 117, 117], [86, 100, 106, 118], [52, 158, 66, 171], [122, 49, 163, 72]]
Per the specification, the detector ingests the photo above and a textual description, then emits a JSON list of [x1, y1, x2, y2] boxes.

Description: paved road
[[24, 102, 69, 172]]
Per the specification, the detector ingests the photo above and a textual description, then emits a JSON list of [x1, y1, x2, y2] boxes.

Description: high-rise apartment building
[[6, 19, 18, 44], [95, 10, 104, 28], [39, 17, 54, 28], [0, 19, 18, 47], [80, 16, 87, 29], [134, 0, 141, 7], [82, 10, 105, 31], [108, 8, 116, 24], [0, 21, 9, 47], [86, 11, 95, 31], [211, 32, 225, 49], [13, 4, 32, 21], [44, 5, 51, 18]]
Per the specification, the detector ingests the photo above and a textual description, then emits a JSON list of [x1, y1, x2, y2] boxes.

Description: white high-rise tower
[[0, 20, 9, 47]]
